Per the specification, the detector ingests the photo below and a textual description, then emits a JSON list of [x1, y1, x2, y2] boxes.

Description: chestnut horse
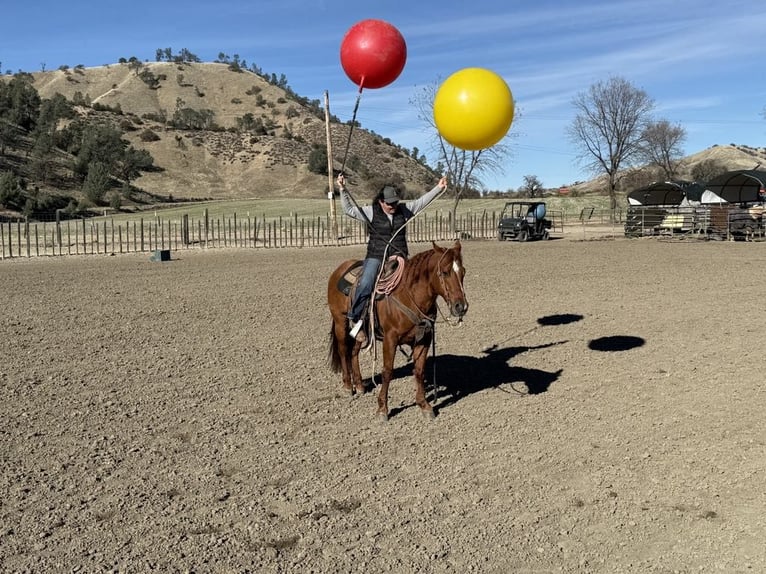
[[327, 240, 468, 420]]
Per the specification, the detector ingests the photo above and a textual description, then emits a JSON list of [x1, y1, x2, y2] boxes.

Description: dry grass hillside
[[571, 144, 766, 194], [8, 62, 437, 202]]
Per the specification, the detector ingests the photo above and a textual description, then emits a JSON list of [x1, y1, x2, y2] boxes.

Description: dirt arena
[[1, 232, 765, 573]]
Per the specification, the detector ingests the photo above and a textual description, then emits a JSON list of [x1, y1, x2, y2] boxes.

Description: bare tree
[[410, 80, 514, 233], [567, 76, 655, 213], [691, 158, 726, 183], [520, 174, 543, 197], [638, 120, 686, 180]]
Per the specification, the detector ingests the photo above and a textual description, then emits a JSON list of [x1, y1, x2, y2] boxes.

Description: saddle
[[336, 257, 403, 300]]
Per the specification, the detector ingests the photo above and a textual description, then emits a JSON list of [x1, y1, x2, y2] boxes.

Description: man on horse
[[337, 173, 448, 346]]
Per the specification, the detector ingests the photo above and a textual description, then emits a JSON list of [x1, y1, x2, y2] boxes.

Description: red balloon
[[340, 19, 407, 89]]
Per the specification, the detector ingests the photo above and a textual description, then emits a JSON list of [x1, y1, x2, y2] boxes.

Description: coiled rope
[[375, 255, 406, 295]]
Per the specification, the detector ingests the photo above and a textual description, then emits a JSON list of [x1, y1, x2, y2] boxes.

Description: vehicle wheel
[[517, 229, 528, 242], [497, 231, 504, 241]]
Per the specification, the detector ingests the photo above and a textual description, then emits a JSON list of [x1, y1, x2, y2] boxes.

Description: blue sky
[[2, 0, 765, 191]]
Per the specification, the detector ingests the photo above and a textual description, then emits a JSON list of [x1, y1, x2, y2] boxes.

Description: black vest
[[366, 202, 411, 259]]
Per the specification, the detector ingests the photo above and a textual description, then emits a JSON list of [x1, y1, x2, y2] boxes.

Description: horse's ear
[[452, 239, 462, 253], [432, 241, 445, 252]]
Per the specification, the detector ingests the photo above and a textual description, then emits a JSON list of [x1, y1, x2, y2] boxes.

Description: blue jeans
[[349, 257, 382, 322]]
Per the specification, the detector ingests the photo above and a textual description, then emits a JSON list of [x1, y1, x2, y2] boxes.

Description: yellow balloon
[[433, 67, 514, 150]]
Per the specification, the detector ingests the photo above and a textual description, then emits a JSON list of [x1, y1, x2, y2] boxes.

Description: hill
[[1, 61, 438, 208], [570, 144, 766, 194]]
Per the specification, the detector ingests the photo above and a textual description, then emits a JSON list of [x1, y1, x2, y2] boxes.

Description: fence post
[[55, 209, 62, 251], [204, 208, 209, 248], [182, 214, 189, 245]]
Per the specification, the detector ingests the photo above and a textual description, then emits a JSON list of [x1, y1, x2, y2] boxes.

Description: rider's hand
[[337, 174, 346, 189]]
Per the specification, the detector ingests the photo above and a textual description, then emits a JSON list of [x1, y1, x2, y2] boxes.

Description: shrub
[[139, 129, 161, 142], [308, 145, 328, 175]]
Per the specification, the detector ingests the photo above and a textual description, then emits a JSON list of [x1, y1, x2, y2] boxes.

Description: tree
[[520, 175, 543, 197], [567, 76, 655, 213], [638, 120, 686, 180], [308, 144, 328, 175], [31, 131, 56, 184], [0, 170, 23, 208], [117, 147, 154, 184], [411, 80, 514, 232], [74, 123, 126, 179], [1, 73, 41, 131], [0, 121, 18, 155], [691, 158, 726, 183], [82, 161, 111, 204]]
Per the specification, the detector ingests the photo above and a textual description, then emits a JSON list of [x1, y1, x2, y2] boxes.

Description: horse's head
[[431, 240, 469, 319]]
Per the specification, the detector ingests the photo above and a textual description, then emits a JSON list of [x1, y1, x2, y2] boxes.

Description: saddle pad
[[337, 261, 363, 296]]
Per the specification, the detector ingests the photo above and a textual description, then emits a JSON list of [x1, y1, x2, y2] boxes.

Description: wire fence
[[624, 204, 766, 241], [0, 207, 621, 259]]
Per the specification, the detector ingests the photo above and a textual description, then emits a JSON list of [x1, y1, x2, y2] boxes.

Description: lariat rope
[[375, 255, 406, 296]]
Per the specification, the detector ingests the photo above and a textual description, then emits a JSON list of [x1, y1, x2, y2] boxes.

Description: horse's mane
[[403, 244, 458, 283]]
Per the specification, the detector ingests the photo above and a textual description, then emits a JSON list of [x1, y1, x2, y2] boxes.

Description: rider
[[337, 173, 448, 345]]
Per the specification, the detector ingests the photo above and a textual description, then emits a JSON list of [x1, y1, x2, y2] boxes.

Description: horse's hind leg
[[337, 323, 367, 396], [333, 320, 355, 395], [351, 345, 365, 395]]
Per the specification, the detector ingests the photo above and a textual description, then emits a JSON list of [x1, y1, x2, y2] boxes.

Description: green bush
[[308, 145, 328, 175]]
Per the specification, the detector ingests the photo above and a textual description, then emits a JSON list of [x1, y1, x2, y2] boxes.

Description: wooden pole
[[324, 90, 339, 241]]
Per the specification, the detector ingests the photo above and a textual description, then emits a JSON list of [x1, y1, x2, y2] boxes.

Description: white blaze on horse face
[[453, 260, 460, 274]]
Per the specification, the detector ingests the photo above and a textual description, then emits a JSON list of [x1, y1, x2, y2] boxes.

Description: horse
[[327, 240, 468, 420]]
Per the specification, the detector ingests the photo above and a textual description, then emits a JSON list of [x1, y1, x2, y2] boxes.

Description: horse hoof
[[423, 408, 436, 420], [377, 411, 389, 423]]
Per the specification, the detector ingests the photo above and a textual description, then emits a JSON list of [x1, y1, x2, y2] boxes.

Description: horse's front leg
[[376, 336, 397, 421], [412, 342, 435, 418]]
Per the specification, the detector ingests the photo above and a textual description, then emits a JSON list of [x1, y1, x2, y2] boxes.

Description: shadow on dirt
[[370, 313, 645, 418], [538, 313, 584, 326], [589, 335, 645, 352], [378, 341, 566, 419], [430, 342, 565, 411]]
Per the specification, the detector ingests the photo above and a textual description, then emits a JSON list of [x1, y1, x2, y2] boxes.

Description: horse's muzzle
[[450, 300, 468, 318]]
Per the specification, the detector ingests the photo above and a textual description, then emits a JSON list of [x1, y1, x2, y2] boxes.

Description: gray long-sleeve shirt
[[340, 184, 444, 223]]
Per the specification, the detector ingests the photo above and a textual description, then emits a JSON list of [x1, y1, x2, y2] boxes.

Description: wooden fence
[[0, 207, 612, 259]]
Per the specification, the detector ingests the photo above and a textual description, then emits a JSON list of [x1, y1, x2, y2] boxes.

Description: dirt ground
[[1, 231, 765, 573]]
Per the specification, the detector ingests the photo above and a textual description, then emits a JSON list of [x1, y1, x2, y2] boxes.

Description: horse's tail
[[328, 322, 342, 373]]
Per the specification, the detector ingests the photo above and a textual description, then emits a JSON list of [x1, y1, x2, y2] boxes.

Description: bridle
[[388, 247, 467, 327], [433, 248, 468, 326]]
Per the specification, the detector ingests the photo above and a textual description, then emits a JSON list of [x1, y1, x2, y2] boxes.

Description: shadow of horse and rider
[[362, 313, 645, 419], [327, 241, 645, 420]]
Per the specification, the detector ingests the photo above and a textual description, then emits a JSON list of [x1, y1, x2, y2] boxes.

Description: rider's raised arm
[[338, 174, 373, 222], [407, 176, 448, 215]]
